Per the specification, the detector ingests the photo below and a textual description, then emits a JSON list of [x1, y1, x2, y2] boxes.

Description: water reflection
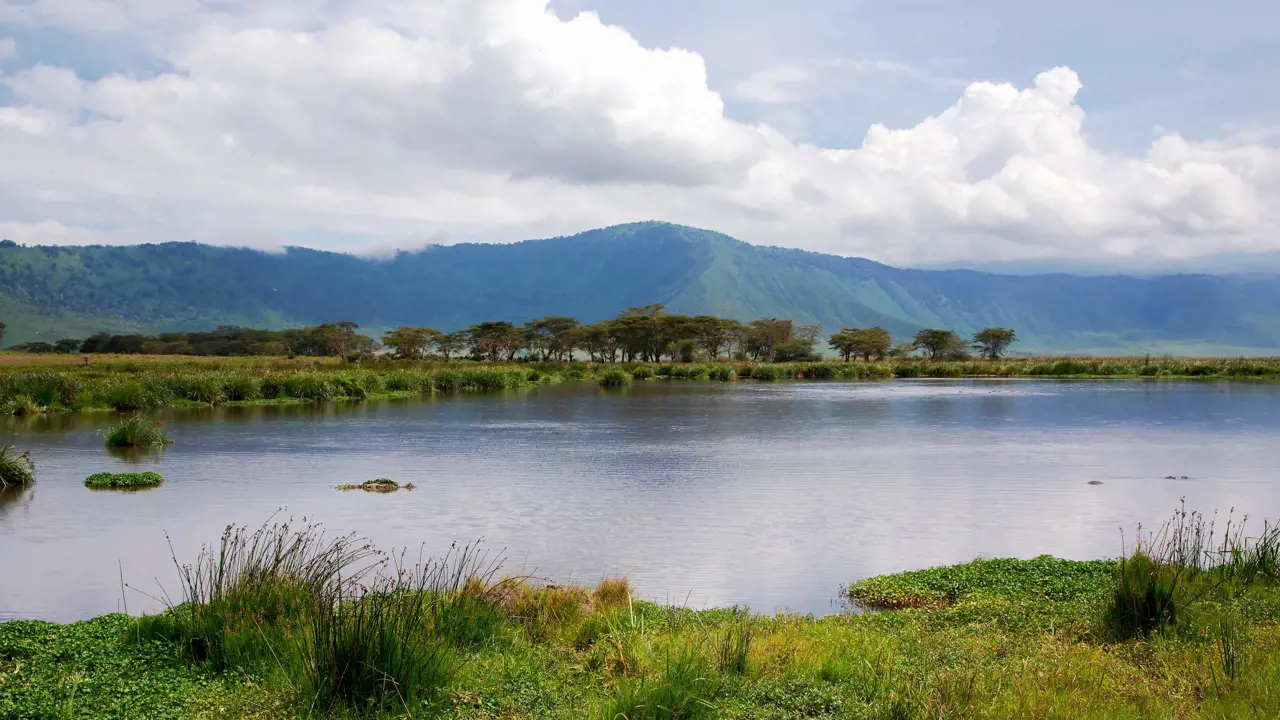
[[1, 379, 1278, 622]]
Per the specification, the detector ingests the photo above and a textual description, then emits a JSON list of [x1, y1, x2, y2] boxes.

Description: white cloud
[[0, 0, 1278, 266], [0, 36, 14, 59], [736, 58, 960, 104]]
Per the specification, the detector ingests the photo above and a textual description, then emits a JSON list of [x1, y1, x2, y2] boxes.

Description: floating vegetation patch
[[84, 471, 164, 489], [336, 478, 416, 493]]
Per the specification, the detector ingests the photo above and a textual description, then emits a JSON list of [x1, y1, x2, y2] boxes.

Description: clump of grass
[[707, 365, 735, 382], [714, 609, 754, 675], [336, 478, 415, 492], [0, 445, 35, 489], [1104, 502, 1280, 639], [604, 648, 720, 720], [2, 394, 43, 416], [599, 368, 634, 389], [595, 578, 634, 611], [631, 366, 654, 380], [84, 471, 164, 489], [103, 414, 173, 447]]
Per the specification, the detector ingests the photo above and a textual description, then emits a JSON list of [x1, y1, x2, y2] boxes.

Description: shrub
[[84, 471, 164, 489], [599, 368, 634, 389], [631, 366, 655, 380], [103, 414, 173, 448], [0, 445, 35, 490]]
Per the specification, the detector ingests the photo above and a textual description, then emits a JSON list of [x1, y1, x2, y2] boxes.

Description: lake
[[2, 379, 1278, 622]]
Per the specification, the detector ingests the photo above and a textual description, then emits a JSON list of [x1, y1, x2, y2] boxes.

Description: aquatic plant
[[84, 471, 164, 489], [0, 445, 35, 489], [103, 415, 173, 448], [706, 365, 736, 382], [598, 368, 633, 389], [336, 478, 415, 493]]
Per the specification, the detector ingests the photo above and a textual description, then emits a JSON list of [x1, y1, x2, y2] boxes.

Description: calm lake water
[[2, 379, 1278, 622]]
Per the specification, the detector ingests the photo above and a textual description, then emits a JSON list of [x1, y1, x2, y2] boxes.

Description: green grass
[[2, 356, 1278, 415], [103, 414, 173, 447], [5, 506, 1279, 719], [0, 444, 35, 489], [598, 368, 633, 389], [335, 478, 415, 492], [84, 471, 164, 489]]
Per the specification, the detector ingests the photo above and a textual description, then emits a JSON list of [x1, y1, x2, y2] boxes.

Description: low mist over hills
[[2, 222, 1278, 354]]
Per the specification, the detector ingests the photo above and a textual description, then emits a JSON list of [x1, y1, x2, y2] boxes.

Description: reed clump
[[84, 471, 164, 489], [598, 368, 633, 389], [103, 414, 173, 448], [0, 445, 35, 489]]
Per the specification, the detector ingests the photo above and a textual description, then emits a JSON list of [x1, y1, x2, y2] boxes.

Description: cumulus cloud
[[737, 58, 961, 104], [0, 0, 1277, 265]]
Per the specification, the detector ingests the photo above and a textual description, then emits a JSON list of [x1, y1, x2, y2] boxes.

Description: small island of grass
[[336, 478, 415, 492], [103, 414, 173, 448], [84, 471, 164, 489]]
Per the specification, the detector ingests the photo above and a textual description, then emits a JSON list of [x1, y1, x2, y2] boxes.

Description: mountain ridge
[[1, 222, 1278, 354]]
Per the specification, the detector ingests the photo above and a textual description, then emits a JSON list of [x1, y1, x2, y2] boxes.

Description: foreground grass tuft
[[0, 444, 35, 489], [84, 471, 164, 489], [103, 414, 173, 448]]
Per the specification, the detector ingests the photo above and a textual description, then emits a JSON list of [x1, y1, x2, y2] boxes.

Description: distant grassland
[[0, 354, 1278, 414]]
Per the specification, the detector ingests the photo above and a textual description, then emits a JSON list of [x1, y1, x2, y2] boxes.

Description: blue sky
[[0, 0, 1277, 267]]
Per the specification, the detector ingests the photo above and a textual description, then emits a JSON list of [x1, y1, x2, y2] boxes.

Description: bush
[[104, 414, 173, 448], [84, 471, 164, 489], [0, 445, 35, 489], [631, 366, 655, 380], [749, 365, 784, 381], [599, 368, 634, 389]]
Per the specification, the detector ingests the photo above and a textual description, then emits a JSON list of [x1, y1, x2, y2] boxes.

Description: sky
[[0, 0, 1277, 267]]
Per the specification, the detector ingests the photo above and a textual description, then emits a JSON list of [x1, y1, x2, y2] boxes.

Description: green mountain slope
[[1, 223, 1278, 354]]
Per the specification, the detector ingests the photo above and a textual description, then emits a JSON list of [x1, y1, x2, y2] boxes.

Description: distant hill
[[2, 223, 1279, 354]]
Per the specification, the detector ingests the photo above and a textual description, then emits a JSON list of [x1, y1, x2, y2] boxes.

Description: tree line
[[0, 307, 1017, 362]]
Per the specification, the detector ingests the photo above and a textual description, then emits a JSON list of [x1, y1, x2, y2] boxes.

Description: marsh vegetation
[[1, 504, 1278, 719], [84, 471, 164, 489]]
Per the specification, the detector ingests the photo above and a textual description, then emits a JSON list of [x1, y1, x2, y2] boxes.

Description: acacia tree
[[382, 326, 437, 359], [434, 331, 467, 360], [912, 329, 965, 360], [467, 322, 522, 361], [313, 321, 361, 361], [746, 319, 793, 360], [971, 327, 1017, 360]]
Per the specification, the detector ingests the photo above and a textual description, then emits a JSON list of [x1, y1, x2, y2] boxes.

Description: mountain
[[2, 222, 1279, 354]]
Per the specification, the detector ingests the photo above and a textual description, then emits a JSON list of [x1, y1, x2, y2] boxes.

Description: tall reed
[[0, 445, 35, 489]]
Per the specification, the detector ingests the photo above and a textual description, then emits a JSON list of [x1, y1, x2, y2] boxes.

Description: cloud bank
[[0, 0, 1277, 265]]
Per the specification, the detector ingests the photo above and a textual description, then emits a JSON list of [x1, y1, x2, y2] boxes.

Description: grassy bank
[[2, 509, 1278, 719], [1, 355, 1278, 415]]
